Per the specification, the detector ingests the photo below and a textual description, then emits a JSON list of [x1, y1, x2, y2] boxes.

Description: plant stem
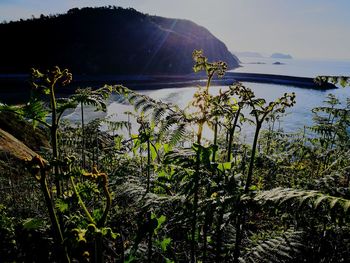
[[95, 233, 103, 263], [233, 208, 244, 263], [49, 82, 61, 198], [202, 211, 211, 262], [244, 121, 261, 193], [234, 121, 262, 263], [36, 158, 70, 262], [215, 205, 225, 263], [147, 212, 152, 263], [70, 177, 95, 224], [81, 102, 86, 168], [266, 118, 275, 155], [146, 138, 152, 263], [227, 108, 241, 162], [191, 147, 200, 263], [98, 173, 112, 227], [146, 139, 151, 193], [212, 117, 218, 162], [96, 130, 99, 169], [191, 124, 203, 263]]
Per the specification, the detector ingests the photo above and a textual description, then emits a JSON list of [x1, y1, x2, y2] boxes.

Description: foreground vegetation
[[1, 51, 350, 262]]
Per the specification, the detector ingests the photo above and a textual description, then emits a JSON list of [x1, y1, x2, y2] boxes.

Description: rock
[[0, 128, 37, 161], [0, 113, 48, 181], [0, 112, 49, 152]]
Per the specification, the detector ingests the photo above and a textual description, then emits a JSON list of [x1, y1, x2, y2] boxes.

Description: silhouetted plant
[[71, 86, 113, 168]]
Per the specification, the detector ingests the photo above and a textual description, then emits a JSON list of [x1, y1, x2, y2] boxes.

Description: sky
[[1, 0, 350, 60]]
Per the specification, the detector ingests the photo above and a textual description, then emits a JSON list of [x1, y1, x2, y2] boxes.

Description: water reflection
[[64, 82, 350, 141]]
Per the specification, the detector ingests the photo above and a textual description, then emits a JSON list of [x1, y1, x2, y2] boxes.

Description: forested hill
[[0, 6, 239, 75]]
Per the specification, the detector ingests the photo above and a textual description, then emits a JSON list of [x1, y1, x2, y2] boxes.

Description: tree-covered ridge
[[0, 6, 239, 75]]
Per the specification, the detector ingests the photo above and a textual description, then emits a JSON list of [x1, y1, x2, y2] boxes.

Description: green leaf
[[100, 227, 119, 239], [23, 218, 44, 230], [152, 213, 166, 235], [339, 77, 348, 87], [157, 170, 168, 178], [93, 208, 103, 221], [43, 87, 50, 95], [314, 195, 328, 208], [114, 136, 122, 150], [217, 162, 231, 172], [250, 185, 258, 191], [157, 215, 166, 226], [150, 143, 158, 161], [124, 255, 136, 263], [160, 237, 171, 252], [344, 201, 350, 213], [55, 199, 69, 213], [329, 198, 339, 209], [163, 144, 170, 153]]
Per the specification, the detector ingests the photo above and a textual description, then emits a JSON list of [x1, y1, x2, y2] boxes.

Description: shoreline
[[0, 72, 337, 104]]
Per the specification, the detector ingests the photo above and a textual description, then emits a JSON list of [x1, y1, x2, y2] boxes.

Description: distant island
[[0, 6, 239, 75], [272, 61, 285, 65], [270, 53, 293, 59]]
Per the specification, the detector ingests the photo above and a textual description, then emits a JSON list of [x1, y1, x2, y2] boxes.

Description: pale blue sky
[[1, 0, 349, 60]]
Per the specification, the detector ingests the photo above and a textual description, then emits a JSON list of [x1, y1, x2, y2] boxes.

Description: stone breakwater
[[0, 72, 337, 103], [222, 72, 336, 89]]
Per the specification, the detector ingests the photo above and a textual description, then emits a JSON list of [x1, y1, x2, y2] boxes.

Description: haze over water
[[234, 57, 350, 77]]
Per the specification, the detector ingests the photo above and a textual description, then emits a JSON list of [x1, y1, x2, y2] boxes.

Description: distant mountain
[[0, 6, 239, 75], [270, 53, 293, 59], [233, 51, 264, 58]]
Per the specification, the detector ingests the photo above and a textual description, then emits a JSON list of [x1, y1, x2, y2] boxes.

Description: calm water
[[234, 57, 350, 77], [65, 57, 350, 140]]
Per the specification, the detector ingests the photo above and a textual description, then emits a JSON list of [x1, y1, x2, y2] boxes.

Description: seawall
[[0, 72, 337, 103]]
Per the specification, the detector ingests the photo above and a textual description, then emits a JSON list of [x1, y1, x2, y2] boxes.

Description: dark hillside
[[0, 6, 239, 75]]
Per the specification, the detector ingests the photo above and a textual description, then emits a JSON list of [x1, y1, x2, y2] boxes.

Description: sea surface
[[65, 57, 350, 140], [233, 57, 350, 77]]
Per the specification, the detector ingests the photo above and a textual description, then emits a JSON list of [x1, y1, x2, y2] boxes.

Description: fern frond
[[169, 123, 187, 147], [133, 96, 150, 112], [158, 111, 188, 141], [115, 180, 146, 205], [152, 106, 167, 124], [103, 118, 131, 132], [143, 192, 185, 209], [0, 103, 21, 113], [71, 85, 114, 112], [55, 198, 69, 213], [140, 101, 156, 114], [56, 98, 78, 120], [253, 187, 350, 216], [239, 228, 304, 263], [164, 148, 196, 168], [20, 98, 50, 128], [115, 85, 181, 123]]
